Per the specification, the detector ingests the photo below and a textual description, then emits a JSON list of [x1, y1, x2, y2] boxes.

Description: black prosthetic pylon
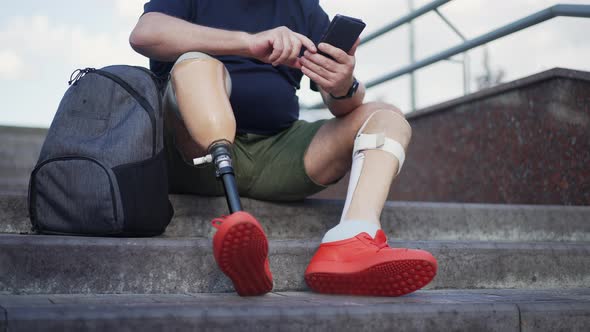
[[209, 141, 242, 214]]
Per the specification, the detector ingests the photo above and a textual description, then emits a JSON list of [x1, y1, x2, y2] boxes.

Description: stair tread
[[2, 193, 589, 241], [2, 288, 589, 307], [1, 289, 588, 332], [1, 233, 589, 294], [2, 232, 590, 247]]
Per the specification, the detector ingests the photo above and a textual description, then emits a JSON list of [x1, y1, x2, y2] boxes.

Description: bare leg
[[304, 103, 437, 297], [343, 110, 411, 225], [304, 102, 411, 228]]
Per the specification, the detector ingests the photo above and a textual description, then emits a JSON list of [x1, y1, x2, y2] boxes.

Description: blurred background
[[1, 0, 589, 127]]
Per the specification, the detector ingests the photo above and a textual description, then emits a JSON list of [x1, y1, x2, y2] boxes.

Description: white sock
[[321, 220, 380, 243]]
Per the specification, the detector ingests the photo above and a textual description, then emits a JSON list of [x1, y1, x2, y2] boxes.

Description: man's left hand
[[300, 38, 360, 97]]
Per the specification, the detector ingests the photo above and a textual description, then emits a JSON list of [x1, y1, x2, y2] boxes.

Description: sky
[[1, 0, 589, 128]]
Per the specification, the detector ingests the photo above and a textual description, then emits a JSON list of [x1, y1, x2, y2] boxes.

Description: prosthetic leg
[[171, 53, 241, 213], [171, 53, 272, 296]]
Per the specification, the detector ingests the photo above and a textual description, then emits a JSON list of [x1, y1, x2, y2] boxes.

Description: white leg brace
[[339, 111, 407, 222]]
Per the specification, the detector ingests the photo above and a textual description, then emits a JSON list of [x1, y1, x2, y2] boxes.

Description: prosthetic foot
[[195, 142, 273, 296], [171, 53, 272, 296]]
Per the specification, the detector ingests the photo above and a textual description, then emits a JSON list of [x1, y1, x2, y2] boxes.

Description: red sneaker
[[211, 211, 273, 296], [305, 230, 437, 296]]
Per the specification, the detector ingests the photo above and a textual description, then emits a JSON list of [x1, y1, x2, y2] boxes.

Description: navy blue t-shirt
[[143, 0, 330, 135]]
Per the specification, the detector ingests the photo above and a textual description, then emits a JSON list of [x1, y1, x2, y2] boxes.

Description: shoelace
[[363, 234, 390, 251], [211, 215, 228, 229]]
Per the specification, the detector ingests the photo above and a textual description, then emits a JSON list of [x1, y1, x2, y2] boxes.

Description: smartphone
[[318, 14, 366, 59]]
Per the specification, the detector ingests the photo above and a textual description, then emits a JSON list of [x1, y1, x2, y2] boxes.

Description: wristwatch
[[330, 77, 359, 100]]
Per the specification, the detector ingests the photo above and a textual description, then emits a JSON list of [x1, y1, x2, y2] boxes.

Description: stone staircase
[[0, 125, 589, 331]]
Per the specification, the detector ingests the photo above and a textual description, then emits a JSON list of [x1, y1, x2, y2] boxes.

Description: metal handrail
[[304, 4, 590, 110], [360, 0, 452, 46]]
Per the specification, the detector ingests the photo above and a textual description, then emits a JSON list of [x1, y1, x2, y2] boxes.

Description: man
[[130, 0, 437, 297]]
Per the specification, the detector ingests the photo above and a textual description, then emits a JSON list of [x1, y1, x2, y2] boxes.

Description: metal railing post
[[434, 8, 470, 95], [408, 0, 417, 112]]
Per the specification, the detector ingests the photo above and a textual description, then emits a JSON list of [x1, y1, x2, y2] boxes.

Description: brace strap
[[354, 133, 406, 175]]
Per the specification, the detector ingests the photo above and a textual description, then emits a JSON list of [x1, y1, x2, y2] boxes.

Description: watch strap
[[330, 78, 359, 100]]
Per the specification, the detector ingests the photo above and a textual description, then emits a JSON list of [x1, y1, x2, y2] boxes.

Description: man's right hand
[[247, 26, 317, 69]]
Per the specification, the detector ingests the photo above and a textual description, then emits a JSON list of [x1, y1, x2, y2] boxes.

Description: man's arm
[[300, 39, 365, 117], [130, 12, 317, 67], [317, 79, 366, 118]]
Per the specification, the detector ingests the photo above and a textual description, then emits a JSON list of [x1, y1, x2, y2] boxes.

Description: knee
[[354, 102, 412, 148], [170, 52, 232, 96], [353, 101, 403, 118], [171, 52, 224, 76]]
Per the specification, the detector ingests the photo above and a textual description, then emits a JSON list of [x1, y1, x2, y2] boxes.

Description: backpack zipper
[[134, 66, 164, 120]]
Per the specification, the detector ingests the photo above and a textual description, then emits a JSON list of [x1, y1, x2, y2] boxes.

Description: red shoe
[[211, 211, 273, 296], [305, 230, 437, 296]]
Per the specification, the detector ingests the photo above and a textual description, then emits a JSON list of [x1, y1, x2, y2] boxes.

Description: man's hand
[[300, 38, 360, 97], [248, 26, 317, 68]]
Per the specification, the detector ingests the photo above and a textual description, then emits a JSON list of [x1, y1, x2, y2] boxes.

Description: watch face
[[349, 79, 359, 97]]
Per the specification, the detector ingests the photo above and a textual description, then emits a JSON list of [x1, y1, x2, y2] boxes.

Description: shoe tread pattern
[[305, 259, 436, 297], [218, 221, 273, 296]]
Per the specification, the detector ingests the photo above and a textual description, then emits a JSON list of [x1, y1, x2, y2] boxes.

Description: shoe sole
[[305, 259, 436, 297], [216, 221, 273, 296]]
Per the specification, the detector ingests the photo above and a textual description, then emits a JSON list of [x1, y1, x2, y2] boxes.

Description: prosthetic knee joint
[[194, 141, 242, 213]]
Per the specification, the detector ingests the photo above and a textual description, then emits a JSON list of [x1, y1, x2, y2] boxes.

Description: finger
[[303, 50, 339, 74], [295, 32, 317, 53], [288, 58, 303, 69], [318, 43, 350, 64], [349, 38, 361, 56], [299, 55, 336, 80], [269, 36, 284, 64], [301, 65, 331, 88], [288, 36, 301, 64], [275, 35, 292, 65]]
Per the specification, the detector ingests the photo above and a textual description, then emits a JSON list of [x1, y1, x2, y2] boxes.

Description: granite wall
[[314, 68, 590, 205]]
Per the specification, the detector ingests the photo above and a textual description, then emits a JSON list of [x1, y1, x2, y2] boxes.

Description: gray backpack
[[28, 65, 173, 236]]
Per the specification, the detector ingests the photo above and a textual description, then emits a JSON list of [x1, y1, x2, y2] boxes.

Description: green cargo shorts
[[165, 119, 329, 202]]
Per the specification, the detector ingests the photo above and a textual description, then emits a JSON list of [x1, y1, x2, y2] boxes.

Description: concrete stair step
[[2, 194, 590, 242], [1, 289, 588, 331], [0, 126, 45, 161], [1, 234, 588, 295]]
